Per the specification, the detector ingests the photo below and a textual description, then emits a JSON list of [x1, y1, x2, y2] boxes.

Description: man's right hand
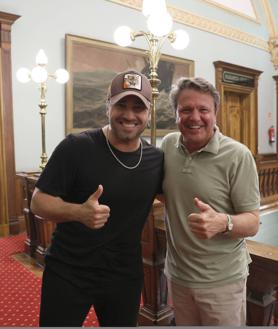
[[80, 185, 110, 229]]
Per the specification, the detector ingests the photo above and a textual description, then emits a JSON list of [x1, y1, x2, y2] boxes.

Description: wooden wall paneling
[[25, 174, 39, 256], [256, 154, 278, 208], [274, 168, 278, 195], [270, 168, 275, 195], [34, 215, 55, 266], [0, 12, 21, 236], [266, 167, 271, 197], [0, 57, 9, 237]]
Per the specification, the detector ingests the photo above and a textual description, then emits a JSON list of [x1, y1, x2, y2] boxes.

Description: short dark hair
[[169, 77, 220, 113]]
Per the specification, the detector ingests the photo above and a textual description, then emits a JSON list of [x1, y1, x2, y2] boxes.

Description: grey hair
[[169, 77, 220, 113]]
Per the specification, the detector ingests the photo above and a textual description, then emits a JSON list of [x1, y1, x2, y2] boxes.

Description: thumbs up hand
[[187, 197, 225, 239], [80, 185, 110, 229]]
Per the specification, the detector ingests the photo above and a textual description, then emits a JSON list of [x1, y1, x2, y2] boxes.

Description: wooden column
[[0, 64, 9, 236], [138, 201, 173, 325], [0, 12, 20, 236]]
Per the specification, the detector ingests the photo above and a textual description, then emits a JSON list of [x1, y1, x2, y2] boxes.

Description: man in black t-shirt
[[31, 70, 164, 327]]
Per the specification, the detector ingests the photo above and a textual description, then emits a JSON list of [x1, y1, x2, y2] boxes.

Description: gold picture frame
[[65, 34, 194, 136]]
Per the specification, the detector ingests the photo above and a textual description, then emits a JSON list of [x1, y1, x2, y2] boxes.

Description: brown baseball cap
[[107, 70, 152, 109]]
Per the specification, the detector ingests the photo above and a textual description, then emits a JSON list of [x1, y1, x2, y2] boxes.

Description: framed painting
[[65, 34, 194, 136]]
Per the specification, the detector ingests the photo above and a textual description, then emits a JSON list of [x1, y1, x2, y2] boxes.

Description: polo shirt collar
[[176, 125, 220, 155]]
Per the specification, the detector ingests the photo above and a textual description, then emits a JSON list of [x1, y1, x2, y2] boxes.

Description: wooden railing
[[16, 155, 278, 263], [256, 154, 278, 209]]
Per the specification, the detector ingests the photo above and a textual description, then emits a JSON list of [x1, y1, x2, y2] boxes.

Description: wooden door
[[214, 61, 262, 156], [224, 91, 250, 147]]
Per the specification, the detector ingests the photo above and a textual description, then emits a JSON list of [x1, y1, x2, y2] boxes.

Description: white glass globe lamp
[[35, 49, 48, 65], [31, 66, 48, 83], [16, 67, 31, 83], [147, 10, 173, 37], [114, 26, 133, 47], [55, 68, 69, 84], [171, 29, 190, 50]]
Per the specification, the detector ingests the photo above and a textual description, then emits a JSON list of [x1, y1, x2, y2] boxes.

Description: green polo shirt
[[161, 127, 260, 288]]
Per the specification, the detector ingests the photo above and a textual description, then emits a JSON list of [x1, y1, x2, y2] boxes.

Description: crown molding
[[108, 0, 269, 51]]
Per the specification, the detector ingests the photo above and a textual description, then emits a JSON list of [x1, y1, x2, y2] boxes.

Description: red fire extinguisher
[[268, 125, 275, 143]]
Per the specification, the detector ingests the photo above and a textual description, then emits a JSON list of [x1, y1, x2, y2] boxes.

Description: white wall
[[0, 0, 276, 170]]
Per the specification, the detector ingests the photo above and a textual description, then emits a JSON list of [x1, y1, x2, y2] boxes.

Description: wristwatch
[[223, 214, 233, 234]]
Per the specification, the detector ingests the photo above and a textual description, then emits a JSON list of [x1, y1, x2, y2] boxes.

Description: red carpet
[[0, 233, 98, 327]]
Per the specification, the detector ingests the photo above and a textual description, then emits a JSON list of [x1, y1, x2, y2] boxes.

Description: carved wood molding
[[108, 0, 269, 51]]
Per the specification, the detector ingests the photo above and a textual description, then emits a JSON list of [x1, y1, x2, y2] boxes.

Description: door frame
[[0, 12, 20, 236], [214, 61, 262, 155]]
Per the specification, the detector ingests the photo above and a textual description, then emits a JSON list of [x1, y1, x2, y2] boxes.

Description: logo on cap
[[123, 73, 142, 91]]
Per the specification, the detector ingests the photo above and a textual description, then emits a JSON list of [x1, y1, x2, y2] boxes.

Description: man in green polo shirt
[[161, 77, 260, 326]]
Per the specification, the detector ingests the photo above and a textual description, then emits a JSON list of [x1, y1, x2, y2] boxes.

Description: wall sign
[[223, 71, 254, 87]]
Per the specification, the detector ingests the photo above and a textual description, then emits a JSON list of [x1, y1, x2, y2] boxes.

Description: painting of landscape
[[66, 34, 194, 136]]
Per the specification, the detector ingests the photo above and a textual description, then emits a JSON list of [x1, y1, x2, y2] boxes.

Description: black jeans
[[39, 267, 142, 327]]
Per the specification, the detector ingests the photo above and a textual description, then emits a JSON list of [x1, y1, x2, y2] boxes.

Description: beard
[[108, 118, 147, 144]]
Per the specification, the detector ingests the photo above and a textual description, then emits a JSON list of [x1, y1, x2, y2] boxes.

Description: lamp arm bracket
[[131, 30, 149, 40], [39, 83, 47, 102], [149, 35, 169, 69], [167, 32, 176, 43]]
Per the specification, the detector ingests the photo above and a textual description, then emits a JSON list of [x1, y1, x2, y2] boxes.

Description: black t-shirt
[[36, 129, 164, 289]]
